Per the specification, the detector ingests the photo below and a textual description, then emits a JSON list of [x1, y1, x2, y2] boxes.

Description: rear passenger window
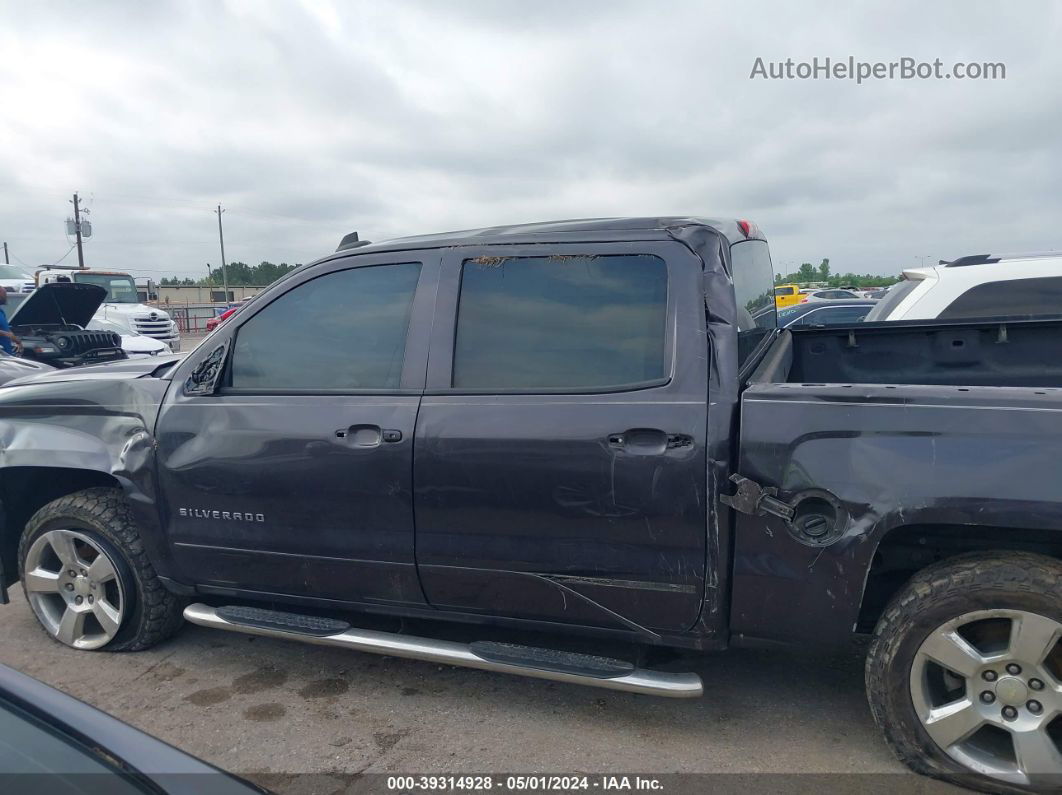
[[230, 263, 421, 390], [939, 277, 1062, 320], [453, 255, 668, 390], [730, 240, 778, 365]]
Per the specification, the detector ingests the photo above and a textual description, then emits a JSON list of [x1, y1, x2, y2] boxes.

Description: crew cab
[[0, 218, 1060, 792]]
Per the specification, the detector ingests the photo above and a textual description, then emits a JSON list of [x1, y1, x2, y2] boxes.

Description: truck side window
[[230, 263, 421, 390], [938, 277, 1062, 320], [453, 254, 668, 390], [729, 240, 777, 365]]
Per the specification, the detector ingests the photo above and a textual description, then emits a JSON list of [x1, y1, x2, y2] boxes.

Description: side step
[[183, 603, 702, 698]]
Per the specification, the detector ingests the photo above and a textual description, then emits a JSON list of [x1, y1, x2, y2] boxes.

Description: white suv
[[865, 252, 1062, 322]]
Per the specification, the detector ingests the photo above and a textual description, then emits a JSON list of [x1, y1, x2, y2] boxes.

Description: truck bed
[[729, 318, 1062, 647], [752, 317, 1062, 388]]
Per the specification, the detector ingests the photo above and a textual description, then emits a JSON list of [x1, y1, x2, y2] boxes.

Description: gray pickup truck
[[0, 217, 1059, 792]]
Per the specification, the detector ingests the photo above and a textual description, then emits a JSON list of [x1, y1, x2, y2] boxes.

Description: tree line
[[774, 259, 899, 288], [160, 261, 301, 287]]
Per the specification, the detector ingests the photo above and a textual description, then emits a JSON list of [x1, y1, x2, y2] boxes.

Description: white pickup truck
[[35, 269, 181, 352]]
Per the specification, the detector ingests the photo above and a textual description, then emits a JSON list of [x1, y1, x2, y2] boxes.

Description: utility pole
[[215, 205, 228, 301], [72, 193, 86, 269]]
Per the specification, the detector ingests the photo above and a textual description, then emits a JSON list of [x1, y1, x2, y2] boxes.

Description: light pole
[[215, 205, 228, 302], [72, 193, 86, 269]]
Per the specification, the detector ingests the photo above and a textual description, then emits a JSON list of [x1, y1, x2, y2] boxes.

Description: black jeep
[[9, 282, 125, 369]]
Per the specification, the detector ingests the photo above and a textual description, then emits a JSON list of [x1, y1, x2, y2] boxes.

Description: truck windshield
[[74, 274, 139, 303]]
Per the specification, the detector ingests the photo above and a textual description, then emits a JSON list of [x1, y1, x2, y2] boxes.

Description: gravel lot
[[181, 331, 208, 350], [0, 587, 965, 794]]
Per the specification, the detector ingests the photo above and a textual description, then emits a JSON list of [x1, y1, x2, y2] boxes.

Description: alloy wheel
[[910, 608, 1062, 788], [23, 529, 126, 650]]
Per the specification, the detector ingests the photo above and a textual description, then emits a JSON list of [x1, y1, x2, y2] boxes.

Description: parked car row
[[771, 252, 1062, 330], [0, 282, 183, 387], [205, 297, 253, 332], [774, 283, 888, 309], [777, 299, 877, 327], [1, 265, 180, 357]]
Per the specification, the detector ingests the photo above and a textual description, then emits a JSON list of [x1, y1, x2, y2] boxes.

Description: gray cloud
[[1, 0, 1058, 280]]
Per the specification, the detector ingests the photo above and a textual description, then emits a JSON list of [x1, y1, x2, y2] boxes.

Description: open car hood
[[9, 282, 107, 328]]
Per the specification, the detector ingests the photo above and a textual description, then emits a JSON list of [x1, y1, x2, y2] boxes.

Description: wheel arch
[[0, 465, 169, 598], [857, 523, 1062, 633]]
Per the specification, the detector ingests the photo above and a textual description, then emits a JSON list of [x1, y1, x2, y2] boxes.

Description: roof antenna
[[336, 231, 371, 252]]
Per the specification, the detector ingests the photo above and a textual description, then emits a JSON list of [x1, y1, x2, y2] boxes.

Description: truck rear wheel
[[18, 488, 184, 651], [866, 551, 1062, 793]]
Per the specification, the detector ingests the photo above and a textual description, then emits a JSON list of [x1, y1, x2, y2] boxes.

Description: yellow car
[[773, 283, 802, 308]]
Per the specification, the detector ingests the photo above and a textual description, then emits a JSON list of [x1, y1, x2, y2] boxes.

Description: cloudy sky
[[1, 0, 1058, 280]]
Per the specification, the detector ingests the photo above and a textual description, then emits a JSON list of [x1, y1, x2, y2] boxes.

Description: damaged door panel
[[412, 242, 711, 635]]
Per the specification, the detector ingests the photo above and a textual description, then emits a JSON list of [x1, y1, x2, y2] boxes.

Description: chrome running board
[[183, 603, 702, 698]]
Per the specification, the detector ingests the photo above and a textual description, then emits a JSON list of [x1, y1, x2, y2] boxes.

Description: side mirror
[[183, 342, 227, 396]]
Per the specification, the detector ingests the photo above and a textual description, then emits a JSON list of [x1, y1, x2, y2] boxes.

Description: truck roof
[[336, 217, 761, 255]]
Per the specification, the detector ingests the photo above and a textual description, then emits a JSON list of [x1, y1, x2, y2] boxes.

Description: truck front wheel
[[866, 551, 1062, 793], [18, 488, 184, 651]]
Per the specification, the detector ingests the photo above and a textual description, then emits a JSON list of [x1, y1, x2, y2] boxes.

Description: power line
[[49, 245, 77, 266]]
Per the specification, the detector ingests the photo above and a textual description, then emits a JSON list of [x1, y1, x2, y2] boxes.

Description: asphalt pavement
[[0, 587, 967, 794]]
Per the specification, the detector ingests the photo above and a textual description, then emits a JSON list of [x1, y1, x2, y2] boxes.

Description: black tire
[[866, 550, 1062, 794], [18, 487, 184, 651]]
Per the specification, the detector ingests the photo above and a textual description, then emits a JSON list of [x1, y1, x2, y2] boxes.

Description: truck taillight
[[737, 219, 761, 238]]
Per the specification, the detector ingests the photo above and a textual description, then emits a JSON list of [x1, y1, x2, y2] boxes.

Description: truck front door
[[156, 254, 437, 608], [413, 242, 709, 634]]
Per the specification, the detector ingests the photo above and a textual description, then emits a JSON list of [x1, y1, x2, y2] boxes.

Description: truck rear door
[[412, 241, 709, 634]]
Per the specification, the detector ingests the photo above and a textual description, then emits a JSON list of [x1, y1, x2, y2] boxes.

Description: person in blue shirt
[[0, 290, 22, 356]]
